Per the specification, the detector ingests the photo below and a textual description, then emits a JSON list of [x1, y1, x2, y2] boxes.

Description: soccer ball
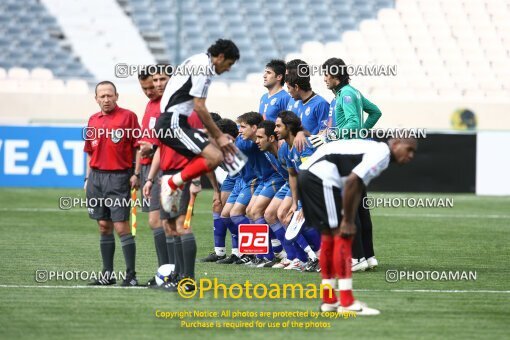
[[155, 264, 175, 286]]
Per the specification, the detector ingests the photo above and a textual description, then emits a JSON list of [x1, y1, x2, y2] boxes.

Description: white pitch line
[[0, 284, 508, 294]]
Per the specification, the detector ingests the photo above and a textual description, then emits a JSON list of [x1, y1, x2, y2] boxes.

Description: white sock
[[172, 173, 184, 186], [215, 247, 226, 256], [232, 248, 240, 257], [304, 246, 317, 260]]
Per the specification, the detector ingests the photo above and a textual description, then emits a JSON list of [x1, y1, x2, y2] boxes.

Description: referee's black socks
[[120, 234, 136, 274], [100, 234, 115, 273], [153, 227, 168, 267], [181, 233, 197, 279]]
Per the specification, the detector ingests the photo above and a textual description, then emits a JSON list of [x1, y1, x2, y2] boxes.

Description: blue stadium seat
[[120, 0, 395, 80]]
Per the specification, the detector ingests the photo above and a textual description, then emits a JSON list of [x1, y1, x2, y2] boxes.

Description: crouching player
[[298, 137, 417, 315], [275, 111, 322, 272]]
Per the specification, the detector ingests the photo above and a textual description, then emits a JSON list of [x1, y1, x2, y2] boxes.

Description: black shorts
[[298, 169, 343, 231], [155, 111, 209, 158], [140, 164, 161, 212], [160, 169, 191, 220], [86, 169, 131, 222]]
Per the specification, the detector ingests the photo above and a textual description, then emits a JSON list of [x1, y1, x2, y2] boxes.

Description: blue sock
[[213, 213, 226, 247], [294, 242, 308, 262], [269, 228, 283, 254], [302, 226, 321, 252], [231, 215, 250, 227], [295, 233, 310, 251], [284, 238, 297, 260], [223, 217, 238, 249], [270, 221, 287, 255]]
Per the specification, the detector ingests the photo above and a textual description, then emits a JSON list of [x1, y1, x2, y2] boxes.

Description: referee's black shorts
[[297, 169, 343, 231], [155, 111, 209, 158]]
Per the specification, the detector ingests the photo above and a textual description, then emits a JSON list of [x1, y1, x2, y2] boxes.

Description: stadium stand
[[117, 0, 394, 80], [273, 0, 510, 101], [0, 0, 93, 80], [0, 0, 508, 128], [42, 0, 155, 83]]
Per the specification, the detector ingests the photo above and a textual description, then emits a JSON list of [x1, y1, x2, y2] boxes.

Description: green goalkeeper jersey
[[334, 84, 382, 139]]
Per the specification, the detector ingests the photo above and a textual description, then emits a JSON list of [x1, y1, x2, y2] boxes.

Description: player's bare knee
[[264, 209, 277, 225], [148, 213, 161, 229]]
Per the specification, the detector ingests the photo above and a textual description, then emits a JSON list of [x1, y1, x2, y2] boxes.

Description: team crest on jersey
[[149, 117, 157, 129], [305, 107, 311, 116], [111, 129, 123, 143], [270, 98, 277, 105], [343, 95, 352, 104]]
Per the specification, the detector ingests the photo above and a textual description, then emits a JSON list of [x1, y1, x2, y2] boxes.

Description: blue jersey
[[285, 137, 316, 173], [328, 98, 336, 127], [259, 90, 291, 122], [296, 94, 330, 134], [236, 137, 277, 181], [264, 150, 289, 181], [286, 98, 300, 113], [235, 137, 257, 183]]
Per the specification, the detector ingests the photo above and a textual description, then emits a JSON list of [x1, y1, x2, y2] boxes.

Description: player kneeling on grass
[[298, 137, 417, 315]]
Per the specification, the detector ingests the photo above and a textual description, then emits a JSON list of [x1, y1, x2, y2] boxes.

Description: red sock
[[320, 235, 337, 303], [181, 156, 212, 182], [334, 235, 354, 307]]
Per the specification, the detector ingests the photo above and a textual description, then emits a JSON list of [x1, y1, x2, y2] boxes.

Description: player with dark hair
[[216, 117, 259, 265], [201, 118, 241, 262], [259, 59, 290, 121], [255, 120, 300, 268], [274, 111, 322, 271], [84, 81, 140, 286], [155, 39, 241, 209], [285, 60, 330, 135], [298, 138, 417, 315], [323, 57, 383, 271], [134, 68, 169, 285], [233, 112, 287, 267], [142, 110, 204, 291]]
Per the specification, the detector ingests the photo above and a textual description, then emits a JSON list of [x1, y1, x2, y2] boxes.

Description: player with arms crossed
[[323, 57, 382, 271], [298, 138, 417, 315]]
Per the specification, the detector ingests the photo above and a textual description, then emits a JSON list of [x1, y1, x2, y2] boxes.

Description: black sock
[[166, 236, 175, 265], [352, 215, 365, 260], [120, 234, 136, 274], [100, 234, 115, 272], [181, 233, 197, 279], [174, 236, 183, 275], [153, 227, 168, 266], [359, 204, 375, 259]]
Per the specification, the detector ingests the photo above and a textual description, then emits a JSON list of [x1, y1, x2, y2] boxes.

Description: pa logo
[[238, 224, 269, 254]]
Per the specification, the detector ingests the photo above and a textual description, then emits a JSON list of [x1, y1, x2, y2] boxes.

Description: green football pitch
[[0, 188, 508, 339]]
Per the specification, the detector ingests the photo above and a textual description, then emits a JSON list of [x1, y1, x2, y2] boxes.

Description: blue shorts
[[274, 183, 290, 200], [253, 174, 286, 199], [226, 178, 254, 206], [221, 175, 237, 193]]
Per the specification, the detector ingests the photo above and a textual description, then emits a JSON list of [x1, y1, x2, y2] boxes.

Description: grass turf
[[0, 188, 509, 339]]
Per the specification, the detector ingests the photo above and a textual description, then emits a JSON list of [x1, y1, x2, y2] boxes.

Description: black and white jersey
[[160, 53, 215, 116], [299, 139, 390, 188]]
